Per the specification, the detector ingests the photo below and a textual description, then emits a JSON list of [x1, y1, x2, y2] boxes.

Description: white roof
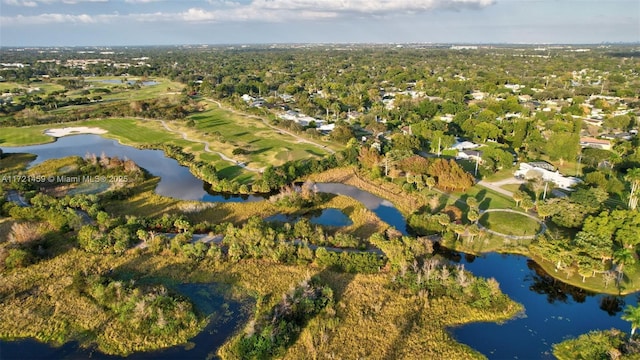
[[451, 141, 480, 151]]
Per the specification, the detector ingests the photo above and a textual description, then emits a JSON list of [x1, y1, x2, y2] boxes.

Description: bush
[[4, 248, 33, 269], [233, 277, 334, 359]]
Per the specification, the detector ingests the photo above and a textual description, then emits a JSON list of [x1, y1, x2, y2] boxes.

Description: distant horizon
[[1, 0, 638, 47], [2, 42, 640, 50]]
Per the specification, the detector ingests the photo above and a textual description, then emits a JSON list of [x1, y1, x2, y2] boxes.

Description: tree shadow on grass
[[215, 165, 244, 179], [249, 147, 272, 155], [314, 267, 356, 307], [479, 198, 492, 211]]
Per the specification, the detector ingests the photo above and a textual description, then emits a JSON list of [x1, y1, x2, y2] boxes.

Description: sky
[[0, 0, 639, 46]]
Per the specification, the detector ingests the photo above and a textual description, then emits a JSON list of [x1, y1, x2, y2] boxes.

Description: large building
[[514, 163, 581, 190]]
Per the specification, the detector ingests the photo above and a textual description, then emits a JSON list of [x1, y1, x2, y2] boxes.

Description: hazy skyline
[[1, 0, 639, 46]]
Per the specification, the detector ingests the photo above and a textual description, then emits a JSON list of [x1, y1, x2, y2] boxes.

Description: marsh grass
[[307, 167, 426, 215], [0, 153, 37, 174], [211, 260, 522, 360]]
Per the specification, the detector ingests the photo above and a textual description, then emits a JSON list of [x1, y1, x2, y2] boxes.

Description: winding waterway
[[2, 134, 638, 359], [4, 135, 266, 203]]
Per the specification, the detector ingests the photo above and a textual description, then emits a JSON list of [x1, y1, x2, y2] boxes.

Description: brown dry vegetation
[[306, 167, 428, 216], [213, 261, 522, 360]]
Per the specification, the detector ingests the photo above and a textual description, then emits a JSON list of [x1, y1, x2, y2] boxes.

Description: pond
[[265, 208, 354, 227], [446, 251, 638, 359], [4, 135, 266, 203], [3, 135, 406, 231], [313, 183, 407, 234], [0, 283, 250, 360]]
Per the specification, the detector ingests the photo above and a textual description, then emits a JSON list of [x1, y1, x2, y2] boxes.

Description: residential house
[[580, 137, 611, 150], [514, 163, 581, 190], [456, 150, 483, 163]]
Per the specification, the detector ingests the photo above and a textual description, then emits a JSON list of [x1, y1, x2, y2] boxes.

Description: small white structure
[[514, 163, 581, 190], [318, 123, 335, 133], [278, 110, 325, 127], [450, 140, 481, 151], [456, 150, 483, 163]]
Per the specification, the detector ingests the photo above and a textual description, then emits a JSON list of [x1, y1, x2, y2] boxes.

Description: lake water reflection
[[4, 135, 266, 203], [447, 252, 639, 359]]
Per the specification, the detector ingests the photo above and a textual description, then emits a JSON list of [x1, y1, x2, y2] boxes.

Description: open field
[[450, 185, 517, 211], [0, 81, 66, 97], [1, 108, 332, 181], [478, 211, 542, 237], [187, 105, 330, 168], [501, 183, 523, 193]]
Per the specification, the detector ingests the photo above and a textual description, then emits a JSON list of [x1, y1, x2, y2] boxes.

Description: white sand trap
[[44, 127, 107, 137]]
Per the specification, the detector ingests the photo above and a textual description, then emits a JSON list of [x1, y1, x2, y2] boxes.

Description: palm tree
[[467, 225, 480, 243], [453, 224, 466, 241], [625, 168, 640, 210], [512, 190, 525, 207], [622, 304, 640, 337], [578, 261, 594, 283], [521, 198, 535, 212], [613, 248, 636, 283], [466, 197, 479, 210], [436, 214, 450, 234], [426, 177, 436, 191], [536, 201, 553, 220], [467, 209, 480, 224]]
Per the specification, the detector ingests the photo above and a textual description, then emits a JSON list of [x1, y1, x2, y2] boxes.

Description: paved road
[[477, 177, 524, 198]]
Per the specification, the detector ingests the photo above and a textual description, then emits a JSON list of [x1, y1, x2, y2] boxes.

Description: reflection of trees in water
[[433, 243, 462, 263], [599, 296, 625, 316], [465, 253, 476, 263], [526, 260, 594, 304]]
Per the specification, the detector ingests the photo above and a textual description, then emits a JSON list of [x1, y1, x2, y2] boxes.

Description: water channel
[[1, 134, 638, 359]]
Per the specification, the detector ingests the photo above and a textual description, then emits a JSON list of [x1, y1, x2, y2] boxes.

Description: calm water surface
[[4, 135, 265, 202], [265, 208, 354, 227], [448, 252, 638, 359]]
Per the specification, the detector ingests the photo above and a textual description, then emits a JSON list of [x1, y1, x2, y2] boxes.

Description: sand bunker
[[44, 127, 107, 137]]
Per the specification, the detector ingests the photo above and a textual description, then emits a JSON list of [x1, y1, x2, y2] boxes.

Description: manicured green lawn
[[189, 106, 330, 168], [479, 211, 542, 237], [0, 126, 55, 146], [0, 81, 65, 95], [501, 184, 523, 193], [450, 185, 517, 210]]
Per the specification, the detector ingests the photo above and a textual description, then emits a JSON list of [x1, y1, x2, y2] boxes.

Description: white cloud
[[0, 12, 117, 24], [2, 0, 495, 25], [179, 0, 495, 23], [3, 0, 107, 5], [4, 0, 39, 6], [124, 0, 163, 3]]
